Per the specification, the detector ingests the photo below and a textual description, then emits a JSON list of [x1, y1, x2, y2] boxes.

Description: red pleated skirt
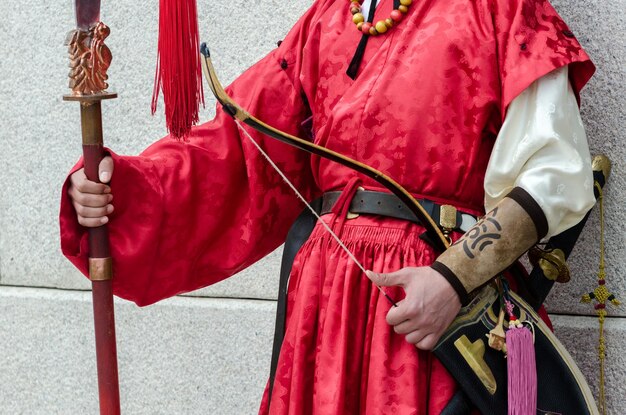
[[259, 213, 461, 414]]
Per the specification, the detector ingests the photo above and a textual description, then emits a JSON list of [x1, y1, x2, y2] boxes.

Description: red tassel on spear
[[152, 0, 205, 139]]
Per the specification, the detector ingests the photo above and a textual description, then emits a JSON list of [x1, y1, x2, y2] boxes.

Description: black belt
[[321, 190, 477, 233]]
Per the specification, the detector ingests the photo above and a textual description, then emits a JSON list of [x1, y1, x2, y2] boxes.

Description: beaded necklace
[[346, 0, 409, 78], [349, 0, 412, 36]]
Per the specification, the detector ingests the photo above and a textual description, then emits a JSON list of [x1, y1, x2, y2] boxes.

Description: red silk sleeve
[[491, 0, 595, 117], [60, 3, 326, 306]]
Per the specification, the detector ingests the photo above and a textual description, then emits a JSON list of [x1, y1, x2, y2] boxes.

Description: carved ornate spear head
[[66, 0, 112, 96]]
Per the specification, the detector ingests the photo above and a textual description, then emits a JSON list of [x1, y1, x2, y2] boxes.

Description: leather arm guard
[[431, 187, 548, 305]]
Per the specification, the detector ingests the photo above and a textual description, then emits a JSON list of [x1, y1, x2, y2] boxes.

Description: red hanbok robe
[[60, 0, 593, 413]]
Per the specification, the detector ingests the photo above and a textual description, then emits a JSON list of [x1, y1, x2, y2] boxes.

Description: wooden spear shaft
[[64, 93, 121, 415], [64, 2, 121, 411]]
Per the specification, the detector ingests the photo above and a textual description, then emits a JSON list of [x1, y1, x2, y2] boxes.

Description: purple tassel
[[506, 322, 537, 415]]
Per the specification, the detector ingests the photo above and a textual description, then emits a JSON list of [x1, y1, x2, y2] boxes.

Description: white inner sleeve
[[484, 65, 595, 238]]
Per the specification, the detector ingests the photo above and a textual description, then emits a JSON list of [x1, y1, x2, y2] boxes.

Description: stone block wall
[[0, 0, 623, 413]]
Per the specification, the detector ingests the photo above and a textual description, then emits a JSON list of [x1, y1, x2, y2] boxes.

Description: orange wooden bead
[[390, 9, 403, 21], [375, 21, 388, 33], [385, 18, 394, 27], [369, 27, 378, 35], [398, 5, 408, 13], [352, 13, 365, 24]]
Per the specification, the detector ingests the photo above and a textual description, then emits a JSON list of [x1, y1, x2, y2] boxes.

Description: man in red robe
[[61, 0, 595, 413]]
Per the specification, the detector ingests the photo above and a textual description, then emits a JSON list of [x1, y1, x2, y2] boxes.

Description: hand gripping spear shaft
[[63, 1, 121, 413]]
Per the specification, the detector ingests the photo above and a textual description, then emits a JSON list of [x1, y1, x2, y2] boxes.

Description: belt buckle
[[439, 205, 457, 236]]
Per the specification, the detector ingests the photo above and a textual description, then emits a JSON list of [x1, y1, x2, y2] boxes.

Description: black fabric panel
[[268, 198, 322, 402], [433, 287, 597, 415]]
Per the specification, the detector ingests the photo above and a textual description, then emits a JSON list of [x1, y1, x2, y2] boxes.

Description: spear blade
[[75, 0, 101, 29]]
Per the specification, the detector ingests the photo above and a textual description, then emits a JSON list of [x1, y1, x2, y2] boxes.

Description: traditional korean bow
[[199, 44, 449, 254]]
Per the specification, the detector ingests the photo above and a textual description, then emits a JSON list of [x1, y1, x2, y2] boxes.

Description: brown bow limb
[[199, 43, 449, 253]]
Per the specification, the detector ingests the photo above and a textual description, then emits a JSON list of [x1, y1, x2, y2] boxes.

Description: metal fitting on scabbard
[[528, 247, 570, 283], [431, 187, 548, 305], [439, 204, 457, 241], [591, 154, 611, 182], [89, 257, 113, 281]]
